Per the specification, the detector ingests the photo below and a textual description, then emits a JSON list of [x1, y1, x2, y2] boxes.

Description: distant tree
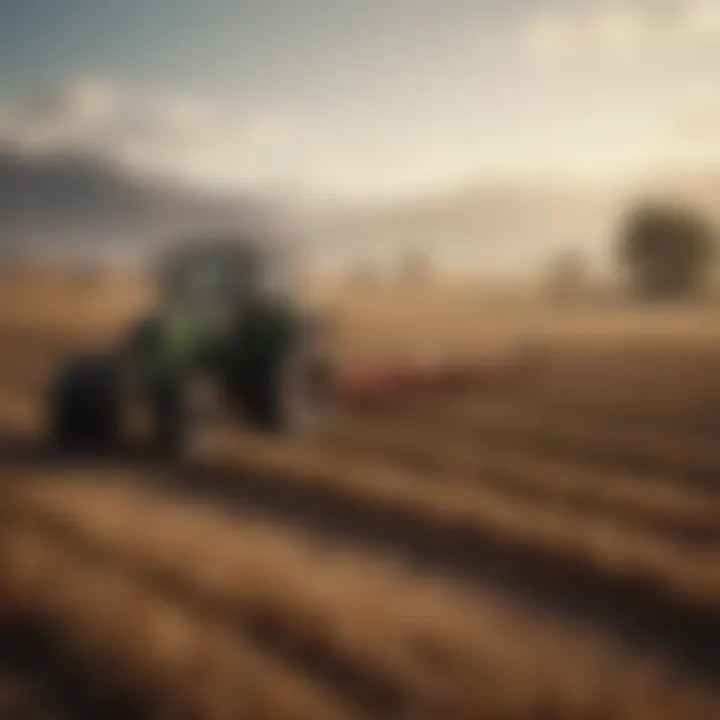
[[617, 202, 717, 301], [546, 248, 588, 304]]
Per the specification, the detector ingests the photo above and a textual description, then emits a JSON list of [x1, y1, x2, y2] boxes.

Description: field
[[0, 273, 718, 719]]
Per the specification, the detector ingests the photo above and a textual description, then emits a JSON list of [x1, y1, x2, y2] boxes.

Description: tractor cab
[[156, 237, 298, 322], [124, 237, 308, 383]]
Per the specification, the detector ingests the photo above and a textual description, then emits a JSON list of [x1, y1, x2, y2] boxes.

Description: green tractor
[[47, 237, 334, 456]]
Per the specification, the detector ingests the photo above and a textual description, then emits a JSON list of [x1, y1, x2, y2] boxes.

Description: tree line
[[346, 199, 719, 302], [550, 201, 718, 304]]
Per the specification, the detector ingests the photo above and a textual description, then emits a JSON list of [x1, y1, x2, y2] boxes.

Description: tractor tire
[[147, 377, 186, 458], [48, 355, 122, 453], [245, 351, 334, 438]]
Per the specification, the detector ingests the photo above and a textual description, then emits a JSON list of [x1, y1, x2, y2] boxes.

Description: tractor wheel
[[246, 351, 334, 438], [48, 355, 122, 453]]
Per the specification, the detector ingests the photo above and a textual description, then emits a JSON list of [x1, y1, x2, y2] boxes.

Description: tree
[[618, 202, 717, 301]]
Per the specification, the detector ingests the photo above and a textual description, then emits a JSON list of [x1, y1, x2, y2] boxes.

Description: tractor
[[46, 234, 543, 458], [47, 236, 333, 456]]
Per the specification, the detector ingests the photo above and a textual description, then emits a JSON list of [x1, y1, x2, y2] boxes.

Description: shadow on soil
[[0, 620, 144, 720]]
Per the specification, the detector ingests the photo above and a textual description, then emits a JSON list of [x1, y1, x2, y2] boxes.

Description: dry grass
[[0, 274, 718, 719]]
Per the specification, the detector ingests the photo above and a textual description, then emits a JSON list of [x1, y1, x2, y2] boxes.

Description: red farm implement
[[334, 343, 542, 410]]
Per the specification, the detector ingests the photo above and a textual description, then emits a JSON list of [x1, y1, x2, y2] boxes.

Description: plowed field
[[0, 278, 718, 719]]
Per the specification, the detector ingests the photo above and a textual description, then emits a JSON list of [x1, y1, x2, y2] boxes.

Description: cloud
[[0, 79, 119, 152], [3, 66, 711, 201], [0, 79, 453, 199], [519, 1, 720, 62], [0, 78, 295, 192], [0, 77, 501, 199]]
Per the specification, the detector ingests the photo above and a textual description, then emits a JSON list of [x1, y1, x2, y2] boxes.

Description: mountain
[[0, 147, 268, 264]]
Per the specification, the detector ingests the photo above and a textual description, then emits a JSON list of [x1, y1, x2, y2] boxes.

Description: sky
[[0, 0, 719, 200]]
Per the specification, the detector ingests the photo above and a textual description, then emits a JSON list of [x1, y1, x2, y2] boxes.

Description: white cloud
[[0, 79, 298, 192], [521, 12, 583, 59], [2, 66, 714, 201], [0, 77, 513, 199], [520, 1, 720, 62], [51, 79, 118, 128], [0, 78, 119, 153]]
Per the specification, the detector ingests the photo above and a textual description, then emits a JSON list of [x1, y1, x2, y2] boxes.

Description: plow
[[334, 347, 539, 409], [46, 236, 540, 457]]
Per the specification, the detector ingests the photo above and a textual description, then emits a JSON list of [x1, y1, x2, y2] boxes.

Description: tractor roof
[[153, 234, 291, 274], [152, 232, 301, 303], [168, 236, 266, 258]]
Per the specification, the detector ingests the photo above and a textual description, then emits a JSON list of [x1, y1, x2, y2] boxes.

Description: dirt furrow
[[142, 431, 720, 681], [1, 504, 431, 719], [0, 520, 357, 720], [3, 475, 717, 720], [0, 622, 140, 720], [425, 398, 720, 493], [504, 379, 720, 437], [324, 413, 720, 546]]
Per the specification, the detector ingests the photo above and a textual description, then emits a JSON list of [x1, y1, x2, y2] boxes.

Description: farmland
[[0, 274, 718, 719]]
